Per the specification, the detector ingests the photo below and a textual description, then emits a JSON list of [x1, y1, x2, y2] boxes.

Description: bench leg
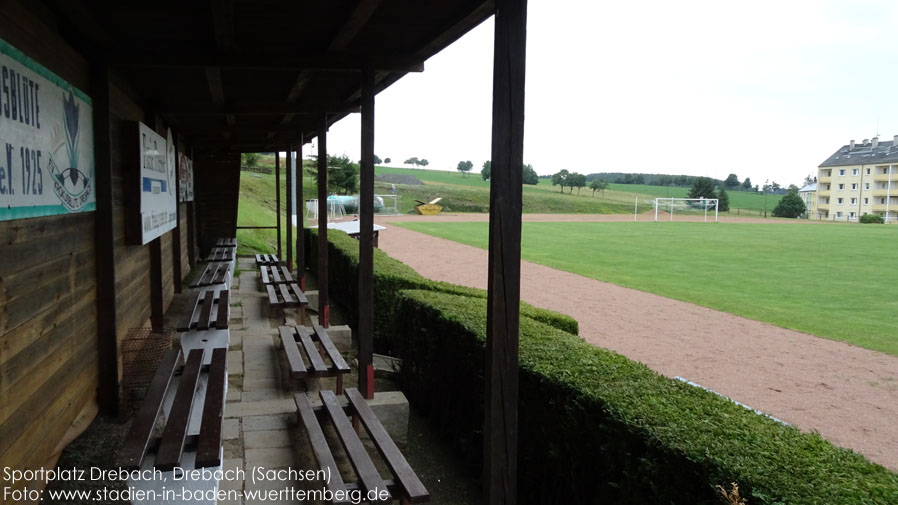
[[336, 374, 344, 395], [351, 414, 360, 435], [400, 497, 411, 505], [300, 306, 307, 326]]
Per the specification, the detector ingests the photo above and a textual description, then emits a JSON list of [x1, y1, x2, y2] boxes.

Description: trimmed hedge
[[303, 228, 579, 352], [395, 289, 898, 505]]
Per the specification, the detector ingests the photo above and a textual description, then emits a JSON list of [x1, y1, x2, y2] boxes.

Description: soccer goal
[[654, 198, 719, 222]]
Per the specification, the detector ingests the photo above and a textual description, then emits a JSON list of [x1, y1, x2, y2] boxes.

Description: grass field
[[395, 220, 898, 356]]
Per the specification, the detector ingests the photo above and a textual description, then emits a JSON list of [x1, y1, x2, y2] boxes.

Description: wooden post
[[317, 115, 329, 327], [358, 65, 375, 399], [276, 151, 282, 258], [172, 134, 183, 293], [149, 237, 164, 331], [296, 135, 305, 290], [286, 145, 293, 271], [91, 62, 120, 416], [187, 147, 197, 267], [484, 0, 527, 503]]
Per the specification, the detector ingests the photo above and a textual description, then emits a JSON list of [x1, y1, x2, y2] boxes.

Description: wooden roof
[[48, 0, 494, 153]]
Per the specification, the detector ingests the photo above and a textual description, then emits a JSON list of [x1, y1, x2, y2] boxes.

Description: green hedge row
[[302, 228, 579, 352], [394, 289, 898, 505]]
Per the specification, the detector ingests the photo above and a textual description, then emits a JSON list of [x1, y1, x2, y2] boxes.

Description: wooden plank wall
[[179, 203, 191, 274], [195, 153, 241, 254], [0, 2, 99, 497]]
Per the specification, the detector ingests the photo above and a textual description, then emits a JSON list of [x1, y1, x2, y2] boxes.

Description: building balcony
[[872, 203, 898, 212], [817, 203, 829, 210], [873, 173, 898, 182], [872, 189, 894, 197], [818, 176, 832, 183], [818, 190, 830, 197]]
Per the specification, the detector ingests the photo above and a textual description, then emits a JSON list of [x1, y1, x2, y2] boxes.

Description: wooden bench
[[205, 247, 234, 262], [191, 261, 231, 288], [295, 388, 429, 504], [279, 325, 348, 393], [178, 290, 229, 332], [259, 263, 294, 284], [117, 347, 227, 472], [215, 237, 237, 248], [255, 253, 280, 266], [267, 282, 309, 321]]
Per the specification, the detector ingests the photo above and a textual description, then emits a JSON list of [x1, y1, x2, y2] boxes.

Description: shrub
[[861, 214, 885, 224], [394, 289, 898, 505], [302, 228, 578, 352]]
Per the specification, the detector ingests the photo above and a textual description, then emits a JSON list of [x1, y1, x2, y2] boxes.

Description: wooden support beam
[[317, 116, 329, 327], [276, 151, 282, 259], [296, 135, 305, 289], [484, 0, 527, 504], [173, 134, 183, 293], [150, 237, 164, 332], [159, 102, 360, 116], [109, 52, 423, 72], [204, 68, 235, 126], [91, 62, 120, 416], [329, 0, 383, 52], [358, 65, 375, 399], [286, 146, 293, 271]]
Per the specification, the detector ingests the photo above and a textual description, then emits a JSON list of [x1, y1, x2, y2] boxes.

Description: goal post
[[653, 198, 719, 222]]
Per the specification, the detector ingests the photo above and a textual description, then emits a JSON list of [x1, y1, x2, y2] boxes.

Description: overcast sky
[[316, 0, 898, 187]]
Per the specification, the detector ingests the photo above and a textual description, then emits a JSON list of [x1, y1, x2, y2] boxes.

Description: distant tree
[[522, 163, 539, 185], [457, 160, 474, 176], [688, 177, 717, 199], [419, 159, 429, 168], [305, 154, 358, 195], [481, 160, 491, 181], [742, 177, 752, 190], [724, 173, 740, 188], [404, 157, 419, 167], [772, 188, 806, 218], [384, 157, 391, 164], [676, 175, 689, 186], [771, 181, 781, 192], [716, 186, 730, 212], [569, 173, 587, 195], [633, 174, 645, 184], [589, 179, 609, 197], [788, 184, 799, 192], [373, 155, 383, 164], [551, 169, 570, 193], [242, 152, 261, 168], [803, 174, 815, 186]]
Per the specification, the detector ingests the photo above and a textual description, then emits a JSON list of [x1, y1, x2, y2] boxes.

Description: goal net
[[654, 198, 719, 222]]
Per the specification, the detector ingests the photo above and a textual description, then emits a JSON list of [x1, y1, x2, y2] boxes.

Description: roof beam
[[109, 51, 422, 72], [211, 0, 236, 53], [160, 102, 360, 116], [204, 67, 236, 126]]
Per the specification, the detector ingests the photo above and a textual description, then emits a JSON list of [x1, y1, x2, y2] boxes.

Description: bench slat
[[197, 291, 214, 331], [260, 267, 270, 284], [314, 325, 350, 373], [116, 349, 182, 470], [178, 291, 202, 331], [298, 326, 328, 373], [155, 349, 205, 471], [291, 284, 309, 306], [272, 266, 282, 283], [279, 326, 308, 378], [215, 290, 230, 329], [212, 262, 229, 285], [266, 284, 279, 305], [278, 283, 294, 304], [195, 348, 227, 468], [320, 390, 388, 500], [295, 394, 349, 501], [346, 388, 429, 502], [279, 265, 293, 283]]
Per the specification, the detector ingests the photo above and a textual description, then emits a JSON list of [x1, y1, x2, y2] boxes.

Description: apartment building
[[817, 136, 898, 222]]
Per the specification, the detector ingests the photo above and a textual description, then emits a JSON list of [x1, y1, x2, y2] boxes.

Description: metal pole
[[286, 145, 293, 271], [715, 200, 719, 222], [654, 199, 658, 222], [296, 136, 305, 288]]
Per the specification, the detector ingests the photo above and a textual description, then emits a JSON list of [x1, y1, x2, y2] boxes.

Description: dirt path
[[374, 215, 898, 470]]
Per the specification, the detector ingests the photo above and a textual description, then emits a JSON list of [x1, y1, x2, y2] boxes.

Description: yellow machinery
[[414, 197, 443, 215]]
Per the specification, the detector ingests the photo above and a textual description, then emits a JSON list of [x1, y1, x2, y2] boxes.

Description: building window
[[852, 169, 859, 175], [851, 183, 858, 190], [850, 212, 856, 219], [837, 198, 843, 204], [864, 198, 869, 205], [836, 211, 843, 218], [850, 198, 857, 205], [866, 168, 871, 175], [865, 183, 870, 190], [882, 198, 887, 204], [839, 169, 845, 176], [838, 183, 845, 190]]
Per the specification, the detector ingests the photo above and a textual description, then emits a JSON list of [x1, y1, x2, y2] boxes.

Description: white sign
[[178, 151, 193, 202], [139, 122, 176, 243], [0, 38, 95, 221]]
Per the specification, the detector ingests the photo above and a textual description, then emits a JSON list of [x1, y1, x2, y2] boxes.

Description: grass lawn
[[395, 220, 898, 356]]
